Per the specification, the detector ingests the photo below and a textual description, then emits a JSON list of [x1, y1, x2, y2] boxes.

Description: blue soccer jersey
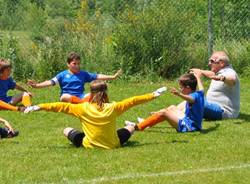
[[0, 77, 16, 102], [184, 90, 204, 130], [51, 70, 97, 98]]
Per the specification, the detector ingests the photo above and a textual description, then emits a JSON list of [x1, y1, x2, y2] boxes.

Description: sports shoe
[[124, 120, 136, 127]]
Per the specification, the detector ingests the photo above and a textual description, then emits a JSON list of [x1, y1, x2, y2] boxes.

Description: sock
[[0, 100, 18, 111], [137, 113, 165, 131], [70, 95, 90, 104], [22, 93, 32, 107]]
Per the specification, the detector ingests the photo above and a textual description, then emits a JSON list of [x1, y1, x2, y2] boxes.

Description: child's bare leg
[[10, 94, 23, 105], [60, 94, 72, 102], [176, 101, 186, 113], [11, 92, 32, 107], [160, 105, 185, 129]]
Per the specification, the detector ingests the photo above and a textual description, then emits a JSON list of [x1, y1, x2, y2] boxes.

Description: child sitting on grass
[[0, 59, 32, 111], [126, 72, 204, 133], [27, 52, 122, 104], [0, 117, 19, 139], [24, 80, 166, 149]]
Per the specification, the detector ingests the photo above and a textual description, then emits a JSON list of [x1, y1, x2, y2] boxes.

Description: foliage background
[[0, 0, 249, 81]]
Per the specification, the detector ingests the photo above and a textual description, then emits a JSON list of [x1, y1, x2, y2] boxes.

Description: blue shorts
[[177, 117, 199, 133], [204, 99, 224, 120], [0, 96, 12, 103]]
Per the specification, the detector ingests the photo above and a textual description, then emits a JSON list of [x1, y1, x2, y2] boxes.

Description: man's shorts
[[0, 96, 12, 103], [177, 117, 199, 133], [204, 99, 224, 120]]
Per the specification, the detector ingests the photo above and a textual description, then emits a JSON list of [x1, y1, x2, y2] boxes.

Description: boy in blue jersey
[[126, 72, 204, 132], [28, 52, 122, 103], [0, 59, 32, 111]]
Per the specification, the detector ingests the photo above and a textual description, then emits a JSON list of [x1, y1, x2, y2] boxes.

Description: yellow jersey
[[39, 93, 155, 149]]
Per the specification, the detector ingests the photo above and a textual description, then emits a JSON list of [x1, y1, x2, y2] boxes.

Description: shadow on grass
[[140, 126, 177, 134], [234, 112, 250, 124], [124, 139, 189, 148], [200, 123, 220, 134]]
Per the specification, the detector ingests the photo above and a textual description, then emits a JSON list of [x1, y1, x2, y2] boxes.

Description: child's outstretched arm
[[15, 84, 31, 93], [96, 69, 122, 80], [193, 72, 204, 91], [0, 117, 14, 134], [24, 102, 83, 118], [115, 87, 167, 114], [27, 80, 54, 88], [171, 88, 195, 104]]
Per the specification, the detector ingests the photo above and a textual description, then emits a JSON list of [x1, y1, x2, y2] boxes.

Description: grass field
[[0, 79, 250, 184]]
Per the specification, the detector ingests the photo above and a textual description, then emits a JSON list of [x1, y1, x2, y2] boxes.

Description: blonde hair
[[0, 59, 12, 73], [89, 80, 109, 109]]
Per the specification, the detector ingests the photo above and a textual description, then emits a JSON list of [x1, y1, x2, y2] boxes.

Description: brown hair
[[67, 52, 81, 64], [0, 59, 12, 73], [89, 80, 109, 109], [178, 73, 197, 91]]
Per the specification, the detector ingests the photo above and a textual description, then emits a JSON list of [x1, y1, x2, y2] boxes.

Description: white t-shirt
[[206, 65, 240, 118]]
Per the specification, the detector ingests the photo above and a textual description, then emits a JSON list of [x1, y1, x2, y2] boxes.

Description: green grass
[[0, 79, 250, 184]]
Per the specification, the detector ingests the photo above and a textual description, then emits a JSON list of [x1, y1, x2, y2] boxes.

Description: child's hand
[[24, 105, 40, 113], [153, 87, 167, 97], [170, 87, 180, 96], [114, 69, 122, 78], [27, 79, 37, 88]]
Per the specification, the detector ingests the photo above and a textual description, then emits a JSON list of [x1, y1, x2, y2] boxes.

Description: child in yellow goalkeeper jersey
[[24, 80, 166, 149], [0, 59, 32, 111]]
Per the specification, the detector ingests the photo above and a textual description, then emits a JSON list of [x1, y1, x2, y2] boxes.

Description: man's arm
[[190, 68, 215, 78], [210, 75, 236, 86], [15, 84, 30, 92]]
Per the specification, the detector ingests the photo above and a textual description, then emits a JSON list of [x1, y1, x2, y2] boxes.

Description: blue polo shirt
[[184, 90, 204, 130], [51, 70, 97, 98], [0, 77, 16, 101]]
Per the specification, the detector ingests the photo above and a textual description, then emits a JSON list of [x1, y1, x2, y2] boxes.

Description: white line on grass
[[74, 163, 250, 184]]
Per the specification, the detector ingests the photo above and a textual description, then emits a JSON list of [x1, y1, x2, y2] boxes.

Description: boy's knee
[[63, 127, 73, 137], [167, 105, 176, 111], [60, 94, 72, 102]]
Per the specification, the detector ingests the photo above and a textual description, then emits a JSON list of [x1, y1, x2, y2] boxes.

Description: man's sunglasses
[[209, 59, 220, 64]]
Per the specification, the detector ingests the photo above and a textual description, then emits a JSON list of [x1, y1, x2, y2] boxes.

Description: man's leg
[[204, 100, 223, 120]]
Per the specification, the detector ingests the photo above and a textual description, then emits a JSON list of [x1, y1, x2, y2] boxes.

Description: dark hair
[[89, 80, 109, 109], [0, 59, 12, 73], [178, 73, 197, 91], [67, 52, 81, 64]]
